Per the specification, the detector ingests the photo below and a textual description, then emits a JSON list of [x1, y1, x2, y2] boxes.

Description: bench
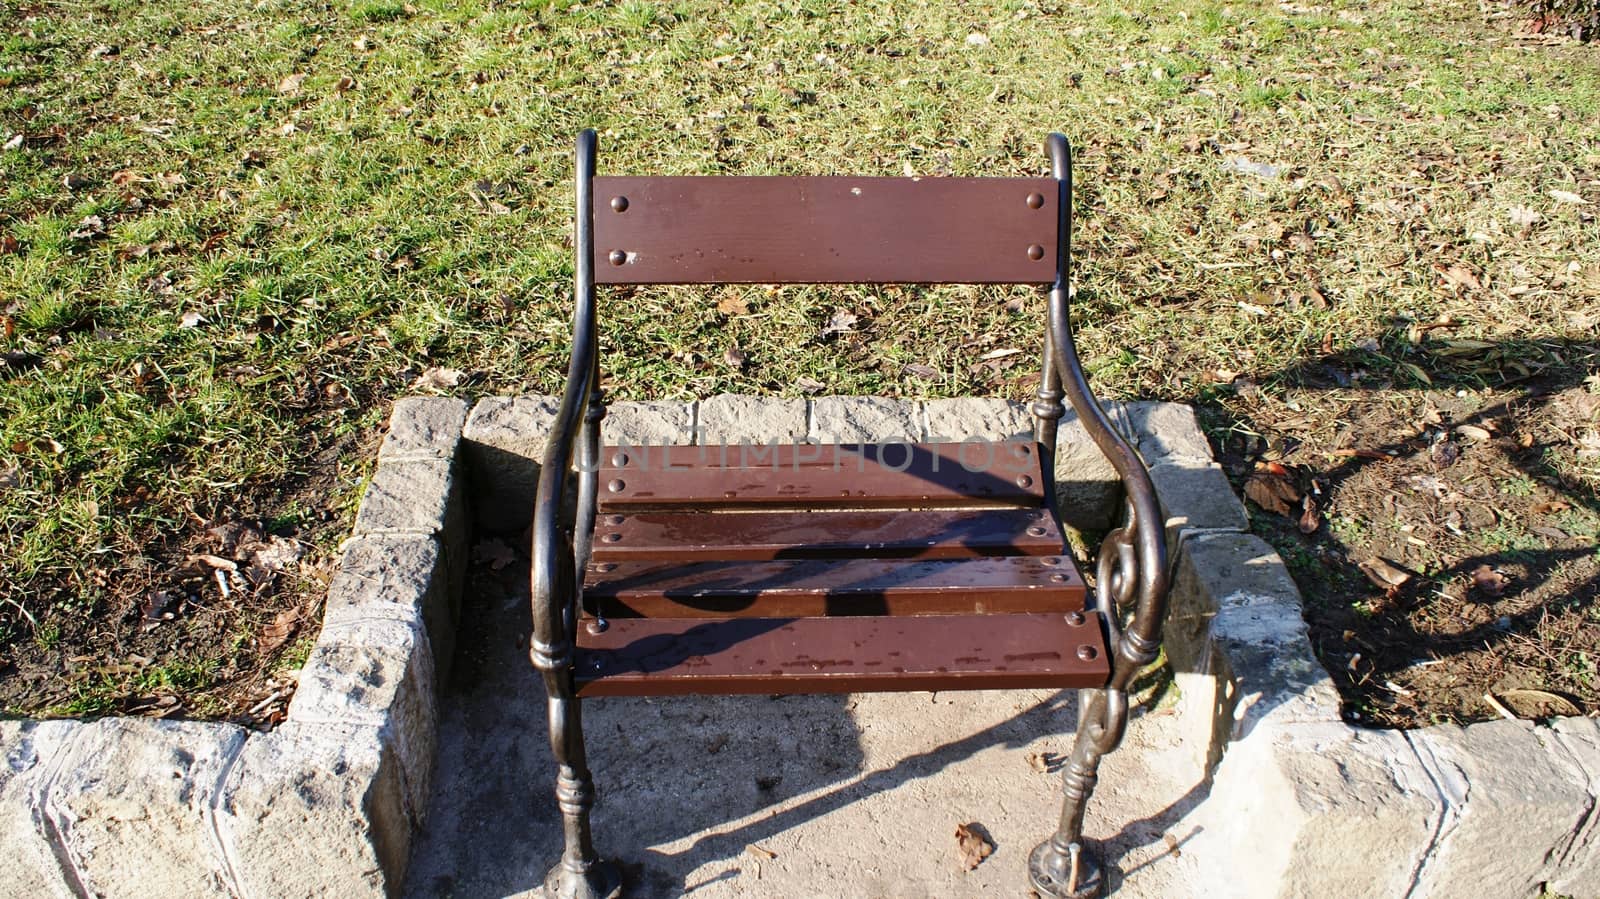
[[530, 130, 1170, 899]]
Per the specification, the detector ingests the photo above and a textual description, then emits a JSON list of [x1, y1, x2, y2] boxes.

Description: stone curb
[[1, 396, 470, 898], [1125, 394, 1600, 899], [7, 394, 1594, 898]]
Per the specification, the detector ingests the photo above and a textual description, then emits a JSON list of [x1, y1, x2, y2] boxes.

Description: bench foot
[[1028, 838, 1104, 899], [543, 858, 621, 899]]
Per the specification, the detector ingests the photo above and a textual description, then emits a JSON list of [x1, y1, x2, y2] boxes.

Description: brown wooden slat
[[592, 176, 1058, 285], [583, 555, 1085, 618], [597, 442, 1045, 510], [574, 612, 1110, 696], [589, 508, 1066, 562]]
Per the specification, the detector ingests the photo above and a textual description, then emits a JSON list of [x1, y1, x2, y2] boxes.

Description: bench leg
[[1029, 686, 1126, 898], [543, 694, 621, 899]]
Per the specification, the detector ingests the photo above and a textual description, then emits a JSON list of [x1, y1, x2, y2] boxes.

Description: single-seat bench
[[530, 130, 1169, 899]]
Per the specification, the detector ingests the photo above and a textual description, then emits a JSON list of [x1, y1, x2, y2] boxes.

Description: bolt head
[[1027, 244, 1045, 260], [1076, 644, 1098, 661], [608, 249, 627, 265], [610, 196, 629, 212], [1026, 192, 1045, 209], [607, 478, 626, 492]]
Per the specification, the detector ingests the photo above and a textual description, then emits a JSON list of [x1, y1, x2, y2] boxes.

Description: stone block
[[1549, 717, 1600, 898], [602, 400, 694, 447], [921, 397, 1033, 441], [47, 718, 245, 898], [1148, 460, 1250, 559], [697, 394, 807, 444], [810, 395, 918, 443], [1123, 400, 1215, 464], [378, 397, 469, 462], [1185, 721, 1442, 899], [461, 395, 559, 532], [0, 719, 84, 897], [218, 722, 409, 898], [325, 535, 456, 680], [352, 458, 458, 539], [1166, 532, 1341, 770], [287, 613, 437, 821], [1053, 409, 1122, 531], [1408, 720, 1596, 898]]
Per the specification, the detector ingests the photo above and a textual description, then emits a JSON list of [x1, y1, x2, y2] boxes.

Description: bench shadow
[[403, 544, 1203, 898]]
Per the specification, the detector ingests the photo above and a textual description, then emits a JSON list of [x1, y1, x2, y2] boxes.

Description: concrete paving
[[403, 557, 1206, 899]]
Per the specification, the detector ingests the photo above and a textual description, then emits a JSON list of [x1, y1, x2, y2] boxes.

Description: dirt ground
[[0, 427, 362, 723], [1211, 342, 1600, 727]]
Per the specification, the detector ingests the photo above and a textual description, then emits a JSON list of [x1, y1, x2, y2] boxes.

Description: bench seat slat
[[573, 612, 1110, 696], [588, 507, 1065, 562], [584, 555, 1085, 618], [597, 442, 1046, 510]]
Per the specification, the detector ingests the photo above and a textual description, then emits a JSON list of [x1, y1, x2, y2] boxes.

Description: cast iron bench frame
[[530, 130, 1170, 899]]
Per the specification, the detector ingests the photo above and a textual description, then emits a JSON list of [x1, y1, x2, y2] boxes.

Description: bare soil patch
[[1211, 342, 1600, 727]]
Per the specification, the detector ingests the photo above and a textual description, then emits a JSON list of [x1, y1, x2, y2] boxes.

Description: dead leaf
[[1533, 501, 1571, 515], [904, 363, 939, 379], [715, 294, 748, 316], [822, 310, 858, 336], [243, 536, 306, 582], [1471, 564, 1509, 597], [334, 75, 356, 94], [258, 608, 301, 654], [69, 215, 106, 240], [1435, 263, 1481, 291], [1508, 206, 1542, 227], [796, 377, 825, 394], [1297, 495, 1319, 534], [277, 72, 308, 95], [1359, 557, 1412, 590], [1244, 464, 1300, 516], [179, 311, 204, 329], [1549, 189, 1588, 205], [0, 234, 19, 255], [979, 347, 1022, 361], [745, 844, 777, 861], [723, 346, 747, 369], [1454, 424, 1492, 442], [954, 823, 994, 870], [473, 538, 516, 570], [413, 367, 467, 390]]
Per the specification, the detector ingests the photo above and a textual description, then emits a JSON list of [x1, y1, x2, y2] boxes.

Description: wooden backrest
[[590, 175, 1061, 285]]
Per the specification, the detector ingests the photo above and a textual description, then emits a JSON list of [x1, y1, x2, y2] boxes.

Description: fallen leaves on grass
[[715, 293, 749, 316], [954, 823, 994, 870], [69, 215, 106, 241], [1549, 189, 1588, 205], [277, 72, 308, 95]]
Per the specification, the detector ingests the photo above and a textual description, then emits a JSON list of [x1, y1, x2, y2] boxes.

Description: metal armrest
[[530, 130, 603, 692], [1036, 132, 1172, 748]]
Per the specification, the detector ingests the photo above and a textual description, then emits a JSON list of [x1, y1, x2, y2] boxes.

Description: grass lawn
[[2, 0, 1597, 723]]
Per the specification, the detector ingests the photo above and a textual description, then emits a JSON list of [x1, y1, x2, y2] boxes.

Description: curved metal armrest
[[530, 130, 602, 687], [1042, 133, 1172, 706]]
